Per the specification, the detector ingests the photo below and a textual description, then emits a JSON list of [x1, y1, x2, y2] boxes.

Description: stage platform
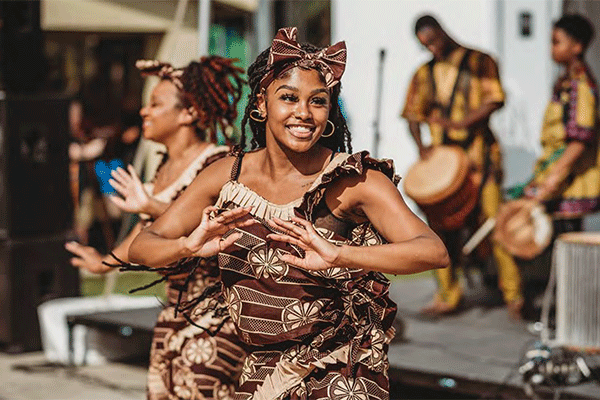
[[387, 274, 600, 399]]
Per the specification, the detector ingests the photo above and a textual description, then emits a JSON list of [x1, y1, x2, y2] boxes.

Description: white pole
[[198, 0, 211, 56]]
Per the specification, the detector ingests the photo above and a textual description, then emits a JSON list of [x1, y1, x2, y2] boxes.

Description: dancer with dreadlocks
[[62, 56, 246, 400], [129, 28, 448, 400]]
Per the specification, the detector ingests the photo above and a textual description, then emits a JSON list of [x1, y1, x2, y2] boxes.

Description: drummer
[[525, 15, 599, 245], [401, 15, 523, 317]]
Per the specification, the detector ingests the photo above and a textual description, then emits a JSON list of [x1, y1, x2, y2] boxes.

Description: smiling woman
[[129, 27, 449, 400]]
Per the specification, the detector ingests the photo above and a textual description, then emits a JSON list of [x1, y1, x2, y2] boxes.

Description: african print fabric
[[213, 151, 398, 400], [533, 64, 600, 217], [146, 144, 247, 400], [401, 46, 521, 308], [401, 46, 505, 175]]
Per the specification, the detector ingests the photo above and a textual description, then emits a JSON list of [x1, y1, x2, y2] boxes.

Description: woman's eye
[[311, 97, 328, 106], [280, 94, 298, 102]]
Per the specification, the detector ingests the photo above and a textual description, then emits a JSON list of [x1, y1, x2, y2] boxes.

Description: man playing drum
[[401, 15, 523, 317]]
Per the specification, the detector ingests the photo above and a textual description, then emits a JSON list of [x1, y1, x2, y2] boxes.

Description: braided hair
[[240, 44, 352, 153], [137, 56, 245, 143]]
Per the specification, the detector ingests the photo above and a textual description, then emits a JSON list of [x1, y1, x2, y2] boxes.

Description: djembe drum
[[404, 146, 479, 230], [493, 198, 553, 260], [554, 232, 600, 352]]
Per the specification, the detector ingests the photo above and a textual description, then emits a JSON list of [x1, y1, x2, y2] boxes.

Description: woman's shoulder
[[301, 151, 400, 215], [326, 151, 399, 184]]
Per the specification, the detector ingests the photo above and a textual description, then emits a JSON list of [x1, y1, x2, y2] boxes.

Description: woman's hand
[[109, 165, 151, 214], [65, 241, 112, 274], [183, 206, 256, 258], [267, 216, 341, 271]]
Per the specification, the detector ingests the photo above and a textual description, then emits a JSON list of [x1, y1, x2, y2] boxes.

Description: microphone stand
[[372, 49, 386, 158]]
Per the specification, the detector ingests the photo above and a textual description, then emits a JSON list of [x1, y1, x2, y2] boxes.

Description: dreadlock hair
[[179, 56, 245, 143], [239, 44, 352, 153], [138, 56, 245, 144]]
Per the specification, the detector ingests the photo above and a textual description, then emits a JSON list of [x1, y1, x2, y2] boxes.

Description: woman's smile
[[286, 123, 316, 140]]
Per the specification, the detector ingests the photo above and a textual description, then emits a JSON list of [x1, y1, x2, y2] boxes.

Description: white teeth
[[288, 125, 312, 134]]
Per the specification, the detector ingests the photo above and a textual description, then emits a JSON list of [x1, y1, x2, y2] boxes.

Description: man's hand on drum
[[182, 206, 256, 258], [267, 216, 340, 271], [419, 145, 434, 159], [534, 174, 563, 202]]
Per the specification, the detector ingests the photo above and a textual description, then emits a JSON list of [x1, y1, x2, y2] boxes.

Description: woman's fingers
[[108, 178, 127, 196], [108, 195, 128, 210], [219, 231, 242, 251], [112, 167, 131, 182], [213, 206, 253, 225], [65, 241, 87, 257], [70, 257, 86, 268], [290, 216, 316, 232], [126, 165, 141, 182], [266, 233, 308, 250], [279, 253, 306, 268], [270, 217, 306, 238]]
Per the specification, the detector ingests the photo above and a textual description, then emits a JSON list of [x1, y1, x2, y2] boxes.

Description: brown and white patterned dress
[[213, 151, 398, 400], [146, 144, 247, 400]]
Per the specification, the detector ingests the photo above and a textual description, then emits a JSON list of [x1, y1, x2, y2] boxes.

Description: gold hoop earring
[[250, 109, 266, 122], [321, 120, 335, 138]]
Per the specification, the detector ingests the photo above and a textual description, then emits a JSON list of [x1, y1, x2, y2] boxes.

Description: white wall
[[332, 0, 489, 178], [332, 0, 561, 195]]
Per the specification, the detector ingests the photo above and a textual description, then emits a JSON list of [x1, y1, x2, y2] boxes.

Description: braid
[[178, 56, 245, 143], [239, 44, 352, 153]]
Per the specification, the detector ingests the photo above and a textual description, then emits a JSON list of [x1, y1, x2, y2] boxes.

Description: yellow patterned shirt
[[534, 66, 600, 216], [401, 46, 505, 172]]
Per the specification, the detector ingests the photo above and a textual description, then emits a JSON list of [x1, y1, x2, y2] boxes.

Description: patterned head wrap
[[259, 27, 347, 91], [136, 60, 185, 90], [136, 59, 199, 120]]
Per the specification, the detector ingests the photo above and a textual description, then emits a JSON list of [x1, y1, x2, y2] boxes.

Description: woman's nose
[[294, 101, 310, 119]]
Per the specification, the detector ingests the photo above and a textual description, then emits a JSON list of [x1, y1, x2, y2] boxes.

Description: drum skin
[[493, 198, 553, 260], [404, 146, 478, 230]]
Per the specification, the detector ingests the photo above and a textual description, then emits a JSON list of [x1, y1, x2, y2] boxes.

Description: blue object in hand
[[95, 159, 124, 195]]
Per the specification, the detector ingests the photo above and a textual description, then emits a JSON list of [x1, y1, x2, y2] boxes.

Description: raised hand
[[266, 216, 341, 271], [182, 206, 256, 258], [65, 241, 112, 274], [109, 165, 152, 214]]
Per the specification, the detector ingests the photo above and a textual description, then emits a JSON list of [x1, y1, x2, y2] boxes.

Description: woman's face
[[139, 80, 187, 142], [551, 28, 581, 64], [258, 67, 331, 153]]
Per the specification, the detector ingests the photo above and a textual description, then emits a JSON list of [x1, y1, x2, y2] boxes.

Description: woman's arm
[[65, 222, 143, 274], [269, 169, 449, 275], [128, 157, 253, 267]]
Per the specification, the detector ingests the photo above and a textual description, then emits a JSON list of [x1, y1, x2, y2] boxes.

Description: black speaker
[[0, 233, 80, 352], [0, 0, 46, 93], [0, 93, 73, 238]]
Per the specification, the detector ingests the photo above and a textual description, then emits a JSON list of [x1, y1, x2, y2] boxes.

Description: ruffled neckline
[[215, 151, 399, 221], [145, 144, 229, 203]]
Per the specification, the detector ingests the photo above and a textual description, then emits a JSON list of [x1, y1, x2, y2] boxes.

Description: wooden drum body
[[493, 199, 553, 260], [554, 232, 600, 352], [404, 146, 478, 230]]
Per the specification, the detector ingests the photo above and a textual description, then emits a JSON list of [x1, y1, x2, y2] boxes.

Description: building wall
[[332, 0, 562, 199]]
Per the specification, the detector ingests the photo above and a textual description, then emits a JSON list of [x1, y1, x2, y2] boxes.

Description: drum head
[[557, 231, 600, 245], [493, 199, 553, 259], [404, 146, 469, 205]]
